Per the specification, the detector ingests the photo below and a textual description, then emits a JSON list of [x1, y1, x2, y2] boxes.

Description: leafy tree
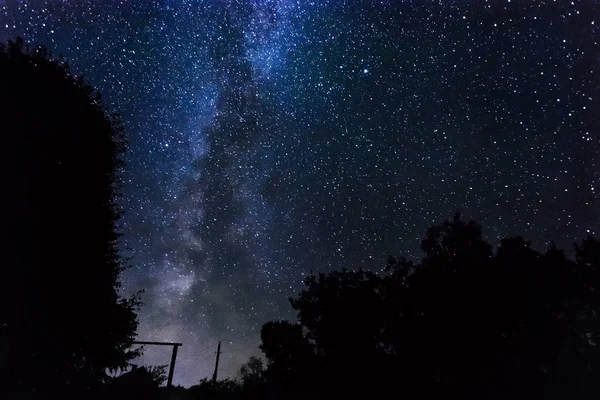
[[259, 320, 316, 389], [290, 270, 385, 392], [239, 356, 265, 387], [252, 214, 600, 399], [0, 38, 140, 396], [238, 356, 266, 400], [147, 365, 168, 387]]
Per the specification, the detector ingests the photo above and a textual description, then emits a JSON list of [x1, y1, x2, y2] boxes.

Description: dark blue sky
[[2, 0, 599, 387]]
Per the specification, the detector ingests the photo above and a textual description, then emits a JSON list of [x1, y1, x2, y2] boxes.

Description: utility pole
[[212, 341, 222, 382]]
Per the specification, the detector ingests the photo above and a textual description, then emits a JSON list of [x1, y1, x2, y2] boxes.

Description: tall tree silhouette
[[238, 356, 266, 399], [0, 38, 140, 397], [259, 320, 316, 390], [239, 356, 265, 387]]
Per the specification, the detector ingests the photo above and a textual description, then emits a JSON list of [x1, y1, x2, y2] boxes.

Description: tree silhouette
[[0, 38, 140, 397], [146, 365, 168, 387], [251, 214, 600, 399], [259, 320, 316, 391], [238, 356, 266, 399], [187, 378, 241, 400], [238, 356, 265, 387]]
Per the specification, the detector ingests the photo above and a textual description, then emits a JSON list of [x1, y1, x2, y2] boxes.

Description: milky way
[[2, 0, 599, 387]]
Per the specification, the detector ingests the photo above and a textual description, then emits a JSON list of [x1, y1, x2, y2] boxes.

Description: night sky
[[2, 0, 599, 387]]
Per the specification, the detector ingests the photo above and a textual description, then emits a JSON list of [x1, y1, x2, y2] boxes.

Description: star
[[2, 0, 598, 387]]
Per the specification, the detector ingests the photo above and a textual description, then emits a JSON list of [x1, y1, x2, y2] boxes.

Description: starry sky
[[2, 0, 599, 387]]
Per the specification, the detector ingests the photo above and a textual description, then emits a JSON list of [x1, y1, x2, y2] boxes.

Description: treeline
[[181, 214, 600, 400]]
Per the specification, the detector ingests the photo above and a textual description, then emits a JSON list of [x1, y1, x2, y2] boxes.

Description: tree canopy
[[144, 216, 600, 400], [0, 38, 140, 397], [246, 214, 600, 399]]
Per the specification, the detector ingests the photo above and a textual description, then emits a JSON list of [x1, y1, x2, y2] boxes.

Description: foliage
[[187, 378, 241, 400], [249, 213, 600, 399], [238, 356, 265, 387], [147, 365, 169, 387], [0, 37, 140, 396]]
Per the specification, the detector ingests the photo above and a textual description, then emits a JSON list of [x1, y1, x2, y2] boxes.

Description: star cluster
[[2, 0, 599, 387]]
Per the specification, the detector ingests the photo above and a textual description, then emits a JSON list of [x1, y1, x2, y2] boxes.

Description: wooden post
[[212, 341, 221, 382], [131, 341, 182, 389], [167, 344, 179, 389]]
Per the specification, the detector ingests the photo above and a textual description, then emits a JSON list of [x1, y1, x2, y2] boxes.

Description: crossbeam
[[133, 341, 183, 347]]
